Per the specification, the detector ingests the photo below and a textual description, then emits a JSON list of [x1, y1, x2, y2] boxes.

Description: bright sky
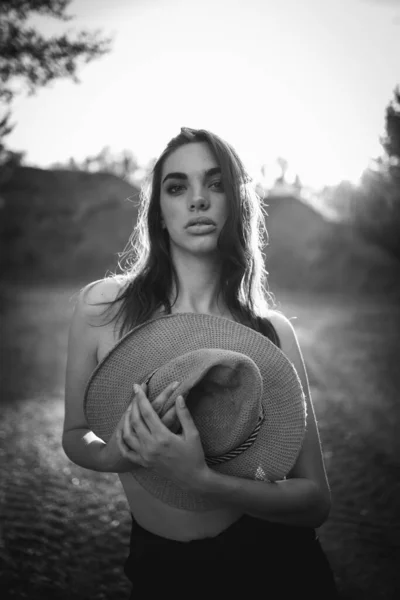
[[7, 0, 400, 188]]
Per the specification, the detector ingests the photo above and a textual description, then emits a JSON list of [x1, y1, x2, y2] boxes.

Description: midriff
[[118, 472, 243, 541]]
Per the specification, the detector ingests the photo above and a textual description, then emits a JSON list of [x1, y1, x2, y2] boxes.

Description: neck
[[167, 251, 226, 316]]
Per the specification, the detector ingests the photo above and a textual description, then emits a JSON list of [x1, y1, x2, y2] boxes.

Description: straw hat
[[84, 312, 306, 511]]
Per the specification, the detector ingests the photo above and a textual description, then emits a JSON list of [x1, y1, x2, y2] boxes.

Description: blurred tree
[[350, 160, 400, 257], [347, 86, 400, 258], [49, 146, 144, 184], [317, 85, 400, 258], [0, 0, 112, 165], [381, 85, 400, 168], [68, 157, 79, 171], [276, 156, 289, 184], [293, 174, 302, 194], [321, 180, 358, 220]]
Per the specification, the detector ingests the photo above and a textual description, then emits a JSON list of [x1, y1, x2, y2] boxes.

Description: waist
[[119, 472, 242, 539], [129, 511, 317, 546]]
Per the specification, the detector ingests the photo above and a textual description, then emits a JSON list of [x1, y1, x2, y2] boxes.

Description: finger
[[122, 410, 140, 451], [118, 426, 136, 454], [175, 395, 197, 437], [152, 381, 180, 415], [116, 428, 145, 466], [130, 392, 152, 436], [161, 405, 178, 431], [136, 385, 168, 435], [129, 381, 148, 405]]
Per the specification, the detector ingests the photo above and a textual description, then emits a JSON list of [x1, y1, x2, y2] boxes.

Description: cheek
[[218, 195, 229, 218], [160, 198, 171, 220], [161, 195, 186, 218], [161, 206, 178, 226], [160, 201, 182, 231]]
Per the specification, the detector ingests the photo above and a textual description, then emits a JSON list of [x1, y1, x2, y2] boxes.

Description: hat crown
[[147, 349, 263, 457]]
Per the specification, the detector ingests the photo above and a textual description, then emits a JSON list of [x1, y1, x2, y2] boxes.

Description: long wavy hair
[[90, 127, 281, 347]]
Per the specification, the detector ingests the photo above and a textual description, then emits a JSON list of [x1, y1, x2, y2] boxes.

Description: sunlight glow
[[7, 0, 400, 189]]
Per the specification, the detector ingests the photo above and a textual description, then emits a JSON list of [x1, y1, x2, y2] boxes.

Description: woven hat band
[[205, 405, 265, 466]]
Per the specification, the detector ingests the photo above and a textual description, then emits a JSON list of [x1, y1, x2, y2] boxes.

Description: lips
[[185, 218, 216, 228]]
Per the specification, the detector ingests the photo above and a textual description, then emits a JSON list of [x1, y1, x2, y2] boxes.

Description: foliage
[[49, 147, 156, 185], [324, 86, 400, 259], [381, 85, 400, 166], [0, 0, 111, 163], [50, 147, 139, 180], [352, 87, 400, 258], [349, 158, 400, 257]]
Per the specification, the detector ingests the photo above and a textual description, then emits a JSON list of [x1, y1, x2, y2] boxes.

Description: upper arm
[[63, 277, 124, 437], [268, 310, 331, 502]]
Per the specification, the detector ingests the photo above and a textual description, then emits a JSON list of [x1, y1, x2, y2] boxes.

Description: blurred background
[[0, 0, 399, 598]]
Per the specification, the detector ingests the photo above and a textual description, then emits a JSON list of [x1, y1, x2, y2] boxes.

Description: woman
[[63, 127, 338, 595]]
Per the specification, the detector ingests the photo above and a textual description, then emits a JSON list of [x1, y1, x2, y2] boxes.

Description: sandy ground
[[0, 283, 399, 599]]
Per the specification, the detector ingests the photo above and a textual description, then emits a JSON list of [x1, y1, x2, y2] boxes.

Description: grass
[[0, 282, 399, 599]]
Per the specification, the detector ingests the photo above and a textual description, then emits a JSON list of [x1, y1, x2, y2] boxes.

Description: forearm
[[196, 469, 330, 528], [62, 429, 133, 473]]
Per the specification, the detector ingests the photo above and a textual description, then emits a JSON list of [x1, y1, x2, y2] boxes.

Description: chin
[[171, 238, 219, 255]]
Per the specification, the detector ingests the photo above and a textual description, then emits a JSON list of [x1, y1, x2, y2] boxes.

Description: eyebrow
[[162, 167, 221, 184]]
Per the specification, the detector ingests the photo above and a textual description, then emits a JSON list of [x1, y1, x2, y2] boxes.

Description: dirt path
[[1, 284, 399, 599], [280, 292, 400, 599]]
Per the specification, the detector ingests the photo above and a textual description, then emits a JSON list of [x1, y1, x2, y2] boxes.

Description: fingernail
[[178, 395, 185, 407], [133, 384, 140, 393], [172, 382, 180, 390]]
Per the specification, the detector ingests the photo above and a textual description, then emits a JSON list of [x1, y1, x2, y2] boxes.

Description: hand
[[117, 383, 209, 491], [143, 380, 181, 433], [101, 381, 179, 471]]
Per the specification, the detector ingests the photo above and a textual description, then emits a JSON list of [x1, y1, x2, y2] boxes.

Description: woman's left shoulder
[[267, 309, 299, 348]]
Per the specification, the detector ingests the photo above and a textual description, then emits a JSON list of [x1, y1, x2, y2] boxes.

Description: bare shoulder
[[75, 276, 128, 321], [81, 276, 128, 306], [266, 309, 308, 386], [267, 309, 299, 350]]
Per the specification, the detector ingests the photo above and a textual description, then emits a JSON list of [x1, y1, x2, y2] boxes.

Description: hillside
[[264, 194, 400, 297], [0, 166, 140, 282], [1, 167, 399, 297]]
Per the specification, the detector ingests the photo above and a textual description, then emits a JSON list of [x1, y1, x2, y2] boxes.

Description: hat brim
[[84, 312, 306, 511]]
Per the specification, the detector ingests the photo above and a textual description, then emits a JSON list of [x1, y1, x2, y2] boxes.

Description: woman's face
[[159, 142, 229, 255]]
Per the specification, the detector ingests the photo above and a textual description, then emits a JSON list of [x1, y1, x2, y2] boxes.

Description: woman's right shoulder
[[73, 276, 129, 321]]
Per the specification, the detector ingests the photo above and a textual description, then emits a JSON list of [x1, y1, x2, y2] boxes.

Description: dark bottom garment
[[124, 513, 339, 597]]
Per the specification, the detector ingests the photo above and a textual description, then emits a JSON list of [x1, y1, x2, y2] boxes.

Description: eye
[[210, 180, 224, 192], [166, 184, 185, 195]]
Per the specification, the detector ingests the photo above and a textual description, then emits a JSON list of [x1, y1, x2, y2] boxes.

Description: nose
[[189, 188, 210, 211]]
